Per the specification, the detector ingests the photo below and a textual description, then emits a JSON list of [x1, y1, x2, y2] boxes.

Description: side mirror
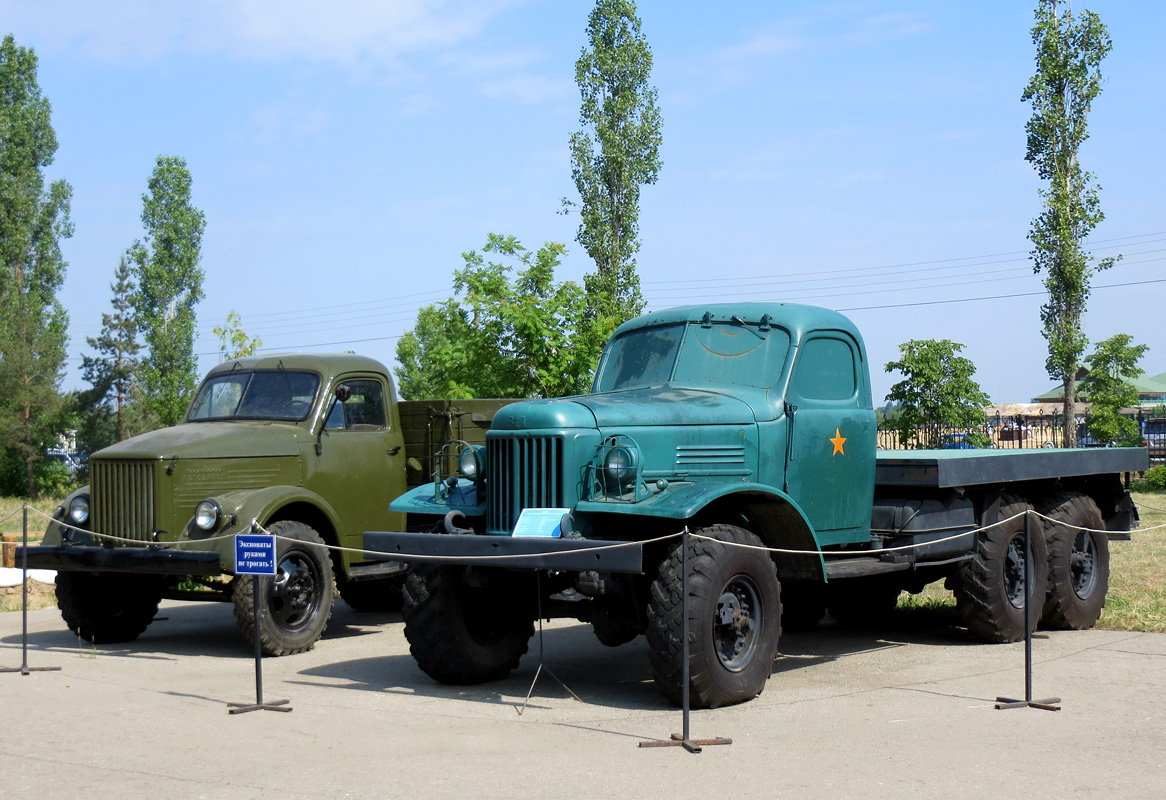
[[335, 384, 351, 402]]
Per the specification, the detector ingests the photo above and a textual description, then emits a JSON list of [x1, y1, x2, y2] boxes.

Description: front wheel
[[647, 525, 782, 709], [232, 520, 335, 656], [401, 566, 535, 684]]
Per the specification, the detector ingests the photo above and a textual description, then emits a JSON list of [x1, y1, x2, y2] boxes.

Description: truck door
[[783, 332, 876, 544], [308, 374, 407, 555]]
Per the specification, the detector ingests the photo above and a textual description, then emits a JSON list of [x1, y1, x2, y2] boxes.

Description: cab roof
[[611, 302, 863, 344], [204, 352, 390, 377]]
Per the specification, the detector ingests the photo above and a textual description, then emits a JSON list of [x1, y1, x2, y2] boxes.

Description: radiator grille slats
[[487, 437, 564, 534], [92, 460, 155, 544]]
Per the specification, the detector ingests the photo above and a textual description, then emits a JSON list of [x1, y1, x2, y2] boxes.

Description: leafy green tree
[[0, 35, 74, 498], [1023, 0, 1115, 448], [128, 155, 206, 428], [884, 340, 992, 449], [395, 234, 606, 400], [213, 310, 263, 361], [564, 0, 662, 328], [1080, 334, 1147, 447], [81, 256, 140, 443]]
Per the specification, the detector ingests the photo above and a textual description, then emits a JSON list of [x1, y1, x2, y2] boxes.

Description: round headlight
[[68, 495, 89, 525], [604, 446, 636, 483], [195, 500, 222, 532], [458, 447, 481, 481]]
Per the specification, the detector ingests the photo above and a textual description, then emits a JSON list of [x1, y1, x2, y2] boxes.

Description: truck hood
[[93, 422, 303, 460], [492, 387, 758, 431]]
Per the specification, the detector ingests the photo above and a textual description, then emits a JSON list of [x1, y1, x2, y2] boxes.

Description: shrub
[[1133, 465, 1166, 493]]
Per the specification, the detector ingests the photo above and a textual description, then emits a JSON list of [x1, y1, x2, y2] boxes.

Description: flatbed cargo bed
[[875, 447, 1148, 489]]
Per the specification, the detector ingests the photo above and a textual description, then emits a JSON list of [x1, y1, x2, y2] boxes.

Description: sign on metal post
[[228, 530, 291, 714], [234, 534, 276, 575]]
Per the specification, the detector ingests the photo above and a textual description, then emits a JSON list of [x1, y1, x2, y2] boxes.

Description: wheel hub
[[270, 553, 319, 629], [1070, 531, 1098, 599], [713, 576, 761, 672], [1004, 536, 1030, 609]]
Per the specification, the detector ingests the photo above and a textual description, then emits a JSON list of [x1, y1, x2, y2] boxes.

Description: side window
[[793, 336, 857, 401], [324, 379, 387, 431]]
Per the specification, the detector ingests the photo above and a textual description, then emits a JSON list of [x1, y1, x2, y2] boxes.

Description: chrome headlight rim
[[67, 494, 90, 526], [194, 499, 223, 532], [604, 445, 637, 485], [458, 445, 485, 482]]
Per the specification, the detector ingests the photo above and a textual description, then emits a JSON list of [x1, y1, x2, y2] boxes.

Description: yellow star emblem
[[830, 428, 846, 456]]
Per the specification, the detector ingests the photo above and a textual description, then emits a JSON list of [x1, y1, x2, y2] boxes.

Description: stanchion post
[[228, 524, 290, 714], [640, 528, 731, 752], [2, 505, 59, 675], [995, 510, 1059, 711]]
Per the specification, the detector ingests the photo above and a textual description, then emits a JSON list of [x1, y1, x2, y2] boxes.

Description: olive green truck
[[366, 302, 1146, 708], [21, 353, 511, 656]]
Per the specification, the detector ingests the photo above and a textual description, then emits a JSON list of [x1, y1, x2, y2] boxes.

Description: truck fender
[[577, 483, 827, 580], [182, 486, 345, 572], [389, 478, 485, 518]]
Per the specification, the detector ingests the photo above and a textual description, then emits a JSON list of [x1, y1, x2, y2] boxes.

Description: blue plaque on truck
[[235, 534, 276, 575]]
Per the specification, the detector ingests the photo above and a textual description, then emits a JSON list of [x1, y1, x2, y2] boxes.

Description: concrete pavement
[[2, 599, 1165, 799]]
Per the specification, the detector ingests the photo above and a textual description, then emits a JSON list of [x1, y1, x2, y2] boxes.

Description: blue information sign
[[235, 534, 276, 575], [511, 508, 569, 538]]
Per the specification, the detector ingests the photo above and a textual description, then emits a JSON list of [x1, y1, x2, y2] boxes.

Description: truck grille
[[487, 436, 564, 534], [91, 460, 156, 544]]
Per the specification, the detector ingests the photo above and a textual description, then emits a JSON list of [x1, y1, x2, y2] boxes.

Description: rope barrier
[[22, 501, 1166, 565]]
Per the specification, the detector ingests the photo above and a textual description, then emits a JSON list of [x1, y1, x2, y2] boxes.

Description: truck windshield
[[187, 370, 321, 422], [595, 320, 789, 392]]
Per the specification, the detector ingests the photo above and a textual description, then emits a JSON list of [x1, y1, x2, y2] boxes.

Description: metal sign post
[[2, 506, 60, 675], [995, 511, 1060, 711], [228, 530, 291, 714], [640, 528, 731, 752]]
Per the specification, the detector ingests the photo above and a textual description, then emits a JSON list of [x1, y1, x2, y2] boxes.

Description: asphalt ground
[[2, 599, 1165, 800]]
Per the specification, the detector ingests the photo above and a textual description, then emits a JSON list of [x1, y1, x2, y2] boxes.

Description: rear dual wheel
[[954, 495, 1047, 643], [1039, 492, 1109, 630]]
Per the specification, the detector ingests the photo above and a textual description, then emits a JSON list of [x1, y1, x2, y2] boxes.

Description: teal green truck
[[20, 353, 509, 656], [369, 302, 1147, 708]]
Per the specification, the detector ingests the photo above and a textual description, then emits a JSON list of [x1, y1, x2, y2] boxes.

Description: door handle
[[387, 446, 401, 456]]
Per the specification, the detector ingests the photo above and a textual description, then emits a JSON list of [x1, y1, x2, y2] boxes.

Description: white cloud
[[479, 73, 569, 104], [0, 0, 524, 68]]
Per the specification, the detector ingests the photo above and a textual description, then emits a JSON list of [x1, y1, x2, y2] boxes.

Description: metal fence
[[876, 410, 1157, 452]]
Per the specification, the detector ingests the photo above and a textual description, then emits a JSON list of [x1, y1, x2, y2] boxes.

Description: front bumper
[[15, 545, 223, 576], [362, 531, 644, 573]]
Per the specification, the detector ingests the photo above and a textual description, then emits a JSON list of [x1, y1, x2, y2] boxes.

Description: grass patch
[[1, 495, 65, 612], [894, 491, 1166, 633], [0, 495, 59, 542], [1100, 491, 1166, 632]]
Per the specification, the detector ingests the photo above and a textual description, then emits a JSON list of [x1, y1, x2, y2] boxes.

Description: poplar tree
[[128, 155, 206, 428], [565, 0, 662, 329], [1023, 0, 1115, 448], [0, 35, 74, 497]]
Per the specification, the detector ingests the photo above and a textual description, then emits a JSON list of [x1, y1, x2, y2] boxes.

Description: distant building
[[1032, 370, 1166, 409]]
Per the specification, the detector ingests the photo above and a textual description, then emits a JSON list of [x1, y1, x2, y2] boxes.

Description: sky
[[3, 0, 1164, 408]]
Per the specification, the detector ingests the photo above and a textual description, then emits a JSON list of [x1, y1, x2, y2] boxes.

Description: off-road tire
[[647, 525, 782, 709], [339, 574, 405, 612], [56, 572, 164, 644], [1039, 492, 1109, 630], [401, 566, 535, 684], [232, 520, 334, 656], [954, 496, 1047, 643]]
